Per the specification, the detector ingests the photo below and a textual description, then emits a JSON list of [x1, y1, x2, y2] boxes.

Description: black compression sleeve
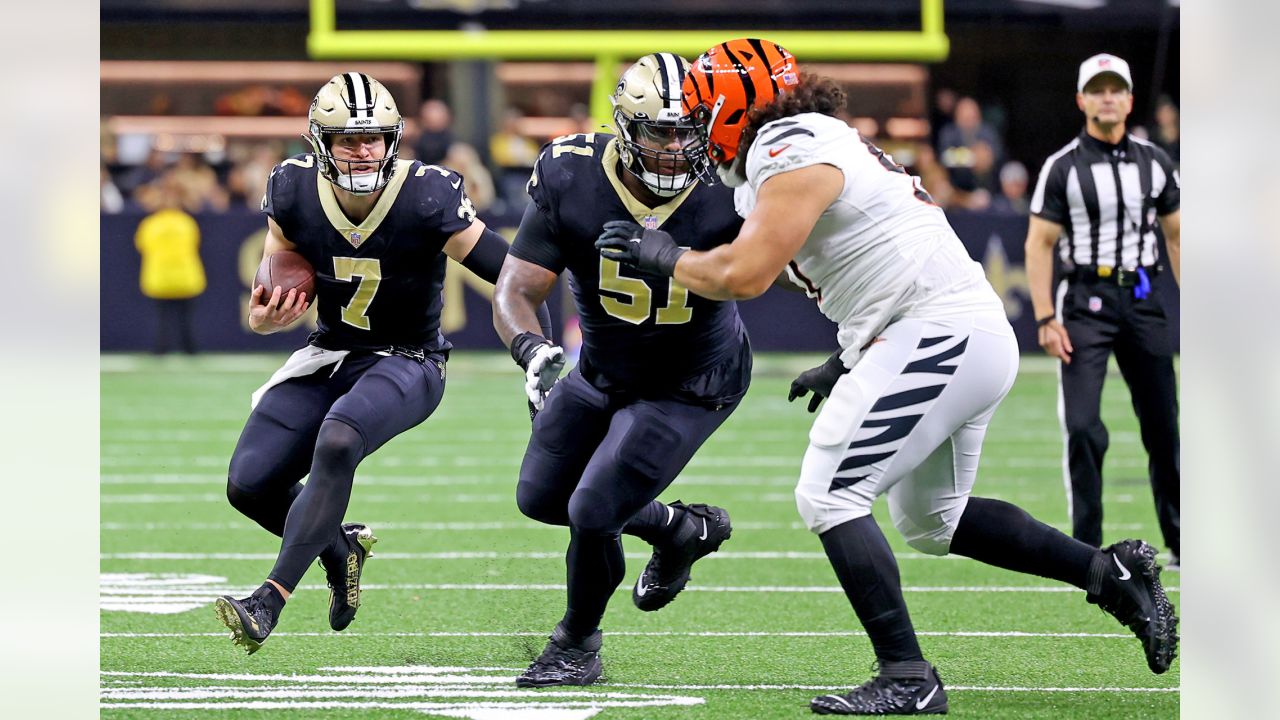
[[459, 226, 511, 284]]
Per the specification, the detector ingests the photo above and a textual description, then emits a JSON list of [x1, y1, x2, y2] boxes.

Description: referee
[[1024, 53, 1181, 566]]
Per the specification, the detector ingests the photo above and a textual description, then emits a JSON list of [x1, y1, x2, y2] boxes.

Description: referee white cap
[[1077, 53, 1133, 93]]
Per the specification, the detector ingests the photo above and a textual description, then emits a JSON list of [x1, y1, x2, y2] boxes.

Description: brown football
[[254, 250, 316, 305]]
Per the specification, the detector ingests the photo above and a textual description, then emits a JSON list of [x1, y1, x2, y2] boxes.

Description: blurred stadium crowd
[[100, 83, 1181, 219]]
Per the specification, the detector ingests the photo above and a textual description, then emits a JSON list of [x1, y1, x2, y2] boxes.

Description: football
[[254, 250, 316, 305]]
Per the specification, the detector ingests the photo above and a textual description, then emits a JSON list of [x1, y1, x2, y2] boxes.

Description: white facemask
[[641, 168, 693, 197], [335, 171, 381, 194], [715, 158, 747, 188]]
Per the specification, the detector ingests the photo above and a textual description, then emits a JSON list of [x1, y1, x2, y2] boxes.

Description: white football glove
[[524, 344, 566, 411]]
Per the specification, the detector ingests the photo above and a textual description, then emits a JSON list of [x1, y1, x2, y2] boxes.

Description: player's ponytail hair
[[737, 73, 847, 159]]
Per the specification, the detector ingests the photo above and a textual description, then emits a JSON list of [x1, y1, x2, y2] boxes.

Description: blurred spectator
[[117, 148, 170, 199], [415, 99, 455, 166], [227, 141, 285, 209], [443, 142, 496, 214], [137, 153, 229, 213], [102, 165, 125, 214], [1153, 95, 1180, 163], [490, 107, 541, 209], [937, 96, 1005, 195], [990, 160, 1030, 214], [135, 185, 206, 354], [929, 87, 957, 148]]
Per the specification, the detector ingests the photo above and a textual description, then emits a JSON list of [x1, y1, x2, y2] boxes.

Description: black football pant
[[226, 350, 447, 592], [517, 369, 741, 639], [1058, 279, 1179, 556]]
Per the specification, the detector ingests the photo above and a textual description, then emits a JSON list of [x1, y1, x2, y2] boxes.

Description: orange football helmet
[[681, 38, 800, 183]]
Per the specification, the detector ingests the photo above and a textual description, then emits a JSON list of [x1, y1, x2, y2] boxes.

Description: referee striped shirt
[[1030, 131, 1180, 269]]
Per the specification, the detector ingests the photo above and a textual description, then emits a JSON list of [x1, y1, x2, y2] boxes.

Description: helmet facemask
[[615, 109, 699, 197], [307, 124, 403, 195], [306, 72, 405, 195]]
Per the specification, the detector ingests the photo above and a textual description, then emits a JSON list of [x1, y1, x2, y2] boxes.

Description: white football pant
[[795, 311, 1019, 555]]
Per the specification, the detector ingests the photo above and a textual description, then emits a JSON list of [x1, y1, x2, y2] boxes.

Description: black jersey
[[262, 155, 476, 353], [510, 132, 750, 405]]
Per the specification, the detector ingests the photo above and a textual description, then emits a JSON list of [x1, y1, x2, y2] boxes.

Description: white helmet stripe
[[657, 53, 682, 110], [345, 71, 371, 117]]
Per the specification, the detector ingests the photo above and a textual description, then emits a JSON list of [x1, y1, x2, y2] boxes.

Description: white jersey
[[734, 113, 1003, 365]]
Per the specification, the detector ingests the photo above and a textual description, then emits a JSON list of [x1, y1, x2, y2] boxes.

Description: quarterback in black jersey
[[215, 73, 548, 654], [493, 53, 751, 687]]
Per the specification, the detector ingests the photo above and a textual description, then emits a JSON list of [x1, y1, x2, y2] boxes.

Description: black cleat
[[214, 585, 281, 655], [516, 624, 603, 688], [811, 660, 948, 715], [632, 501, 731, 612], [1087, 539, 1179, 673], [320, 523, 378, 632]]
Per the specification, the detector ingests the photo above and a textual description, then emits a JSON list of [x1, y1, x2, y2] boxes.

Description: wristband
[[1036, 315, 1057, 327]]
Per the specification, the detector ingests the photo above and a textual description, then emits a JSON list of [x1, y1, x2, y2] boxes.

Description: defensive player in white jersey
[[596, 38, 1178, 716]]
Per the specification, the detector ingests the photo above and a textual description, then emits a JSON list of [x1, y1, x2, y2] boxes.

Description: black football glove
[[788, 351, 850, 413], [595, 220, 687, 277]]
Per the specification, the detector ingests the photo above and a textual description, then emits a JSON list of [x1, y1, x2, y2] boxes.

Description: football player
[[596, 39, 1178, 714], [493, 53, 749, 687], [215, 72, 551, 654]]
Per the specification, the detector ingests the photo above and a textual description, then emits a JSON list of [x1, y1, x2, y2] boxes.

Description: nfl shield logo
[[642, 215, 659, 230], [1088, 296, 1103, 313], [349, 231, 363, 246]]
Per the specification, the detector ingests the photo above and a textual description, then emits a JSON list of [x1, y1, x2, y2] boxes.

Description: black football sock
[[268, 420, 363, 593], [820, 516, 924, 663], [950, 497, 1097, 590], [622, 500, 684, 546], [560, 526, 626, 642]]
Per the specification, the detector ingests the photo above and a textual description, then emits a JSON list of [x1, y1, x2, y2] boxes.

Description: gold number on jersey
[[333, 257, 382, 330], [656, 280, 693, 325], [551, 133, 596, 159], [282, 156, 315, 169], [598, 257, 694, 326]]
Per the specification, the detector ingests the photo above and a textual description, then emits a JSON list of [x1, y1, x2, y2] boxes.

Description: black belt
[[1068, 265, 1160, 288]]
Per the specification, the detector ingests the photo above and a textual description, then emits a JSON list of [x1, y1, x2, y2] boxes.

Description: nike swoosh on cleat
[[699, 518, 708, 541], [916, 684, 939, 710], [1112, 553, 1132, 581], [635, 580, 650, 597]]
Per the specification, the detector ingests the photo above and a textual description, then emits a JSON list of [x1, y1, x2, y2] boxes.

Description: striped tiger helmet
[[681, 39, 800, 184], [611, 52, 699, 197], [305, 72, 405, 194]]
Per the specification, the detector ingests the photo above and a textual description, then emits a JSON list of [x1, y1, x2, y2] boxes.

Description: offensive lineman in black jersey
[[493, 53, 751, 687], [214, 73, 550, 654]]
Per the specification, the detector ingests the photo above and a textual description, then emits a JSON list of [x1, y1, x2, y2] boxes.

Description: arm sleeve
[[458, 226, 510, 284], [1153, 149, 1180, 215], [1029, 157, 1070, 225], [508, 201, 566, 274]]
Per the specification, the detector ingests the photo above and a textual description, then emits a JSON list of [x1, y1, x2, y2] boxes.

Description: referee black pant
[[1057, 278, 1180, 557]]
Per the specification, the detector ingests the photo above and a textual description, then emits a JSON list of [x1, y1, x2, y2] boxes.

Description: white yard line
[[101, 630, 1131, 639], [100, 581, 1179, 593]]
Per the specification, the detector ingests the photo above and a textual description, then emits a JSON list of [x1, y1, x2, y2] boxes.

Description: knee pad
[[889, 504, 959, 557], [795, 445, 875, 535], [312, 420, 365, 475], [566, 486, 627, 536], [516, 479, 569, 526]]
